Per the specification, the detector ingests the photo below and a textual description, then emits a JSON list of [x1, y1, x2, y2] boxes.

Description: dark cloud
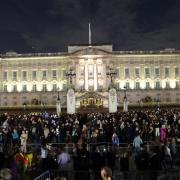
[[0, 0, 180, 53], [131, 0, 180, 32]]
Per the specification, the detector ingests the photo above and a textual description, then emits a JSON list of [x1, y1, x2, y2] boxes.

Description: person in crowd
[[20, 130, 28, 153], [112, 132, 119, 146], [101, 166, 112, 180], [56, 125, 61, 143], [57, 147, 71, 169], [43, 124, 50, 143], [154, 120, 160, 137], [133, 133, 143, 155], [40, 143, 49, 171], [0, 168, 12, 180], [160, 124, 167, 142], [170, 137, 177, 167], [11, 128, 19, 147], [0, 109, 180, 179], [163, 140, 172, 169], [57, 147, 71, 179]]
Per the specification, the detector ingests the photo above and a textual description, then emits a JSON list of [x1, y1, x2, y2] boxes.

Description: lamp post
[[40, 102, 43, 112], [124, 86, 127, 99], [106, 67, 117, 86], [66, 69, 76, 85], [23, 102, 27, 113], [56, 87, 61, 116], [123, 86, 128, 112]]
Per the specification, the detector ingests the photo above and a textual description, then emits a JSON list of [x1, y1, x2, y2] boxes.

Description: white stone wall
[[1, 46, 180, 108]]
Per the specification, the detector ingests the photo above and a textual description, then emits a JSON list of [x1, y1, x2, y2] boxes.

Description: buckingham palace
[[0, 44, 180, 110]]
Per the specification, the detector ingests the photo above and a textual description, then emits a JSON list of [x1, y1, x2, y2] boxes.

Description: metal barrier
[[34, 170, 180, 180], [34, 170, 50, 180]]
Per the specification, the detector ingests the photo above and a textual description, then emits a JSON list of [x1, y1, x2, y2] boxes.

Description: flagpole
[[89, 23, 91, 45]]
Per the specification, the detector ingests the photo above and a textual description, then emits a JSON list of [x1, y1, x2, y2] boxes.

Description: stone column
[[67, 89, 76, 114], [56, 100, 61, 116], [123, 98, 128, 112], [85, 64, 88, 91], [94, 63, 97, 91], [109, 88, 117, 113]]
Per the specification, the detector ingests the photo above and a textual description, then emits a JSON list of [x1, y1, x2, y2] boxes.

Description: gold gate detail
[[79, 92, 104, 107]]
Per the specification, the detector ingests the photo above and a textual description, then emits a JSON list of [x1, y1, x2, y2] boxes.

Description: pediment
[[69, 47, 112, 56]]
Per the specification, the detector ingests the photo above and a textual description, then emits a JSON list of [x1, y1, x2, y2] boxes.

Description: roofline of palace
[[0, 45, 180, 58]]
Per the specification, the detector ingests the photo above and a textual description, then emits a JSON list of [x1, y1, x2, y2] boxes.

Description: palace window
[[52, 70, 57, 79], [125, 68, 129, 78], [52, 84, 57, 91], [125, 82, 130, 89], [3, 85, 7, 92], [165, 81, 170, 89], [22, 85, 27, 92], [63, 84, 67, 90], [165, 68, 170, 78], [42, 70, 47, 80], [155, 81, 161, 89], [175, 67, 179, 77], [13, 85, 17, 92], [135, 68, 140, 78], [3, 72, 8, 81], [32, 84, 37, 92], [42, 84, 47, 92], [155, 68, 160, 77], [175, 81, 179, 88], [146, 82, 150, 89], [22, 71, 27, 81], [12, 71, 17, 81], [145, 68, 150, 78], [32, 71, 37, 80], [135, 82, 140, 89]]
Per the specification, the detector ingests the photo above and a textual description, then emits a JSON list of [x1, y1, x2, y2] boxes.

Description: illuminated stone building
[[0, 44, 180, 109]]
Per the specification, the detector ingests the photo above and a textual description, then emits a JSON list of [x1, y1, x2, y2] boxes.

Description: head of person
[[0, 168, 12, 180], [101, 166, 112, 180]]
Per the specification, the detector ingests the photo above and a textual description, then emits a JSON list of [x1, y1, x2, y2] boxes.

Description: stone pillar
[[67, 89, 76, 114], [94, 63, 97, 91], [109, 88, 117, 113], [56, 100, 61, 116], [123, 98, 128, 112], [85, 64, 88, 91]]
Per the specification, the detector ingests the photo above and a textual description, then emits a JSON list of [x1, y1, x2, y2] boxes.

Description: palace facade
[[0, 44, 180, 109]]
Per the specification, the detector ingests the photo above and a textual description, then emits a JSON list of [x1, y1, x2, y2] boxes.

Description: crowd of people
[[0, 108, 180, 179]]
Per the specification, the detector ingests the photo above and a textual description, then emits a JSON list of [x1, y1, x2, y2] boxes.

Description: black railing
[[34, 169, 180, 180]]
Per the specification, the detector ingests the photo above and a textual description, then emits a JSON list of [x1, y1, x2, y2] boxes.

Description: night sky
[[0, 0, 180, 53]]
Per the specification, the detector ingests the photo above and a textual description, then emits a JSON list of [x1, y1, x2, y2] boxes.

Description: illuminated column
[[85, 64, 88, 90], [94, 63, 97, 91]]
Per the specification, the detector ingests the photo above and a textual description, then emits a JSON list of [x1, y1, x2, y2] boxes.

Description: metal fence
[[34, 170, 180, 180]]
